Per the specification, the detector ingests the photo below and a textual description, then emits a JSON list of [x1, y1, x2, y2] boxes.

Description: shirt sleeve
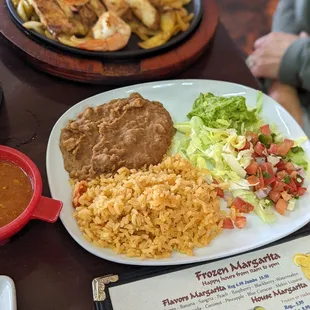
[[272, 0, 300, 34], [279, 38, 310, 92]]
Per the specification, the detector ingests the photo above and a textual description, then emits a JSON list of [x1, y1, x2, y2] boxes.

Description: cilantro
[[282, 175, 291, 184], [262, 171, 271, 179]]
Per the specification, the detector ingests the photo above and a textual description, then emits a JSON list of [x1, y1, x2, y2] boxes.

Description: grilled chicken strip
[[100, 0, 129, 17], [29, 0, 73, 35], [78, 4, 98, 29], [125, 0, 159, 30]]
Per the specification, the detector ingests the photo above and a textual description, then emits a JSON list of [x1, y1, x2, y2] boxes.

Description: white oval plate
[[46, 79, 310, 266]]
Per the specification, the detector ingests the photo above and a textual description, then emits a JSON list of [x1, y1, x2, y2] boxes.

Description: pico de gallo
[[172, 91, 309, 229]]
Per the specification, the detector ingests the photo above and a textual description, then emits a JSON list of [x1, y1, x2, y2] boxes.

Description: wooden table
[[0, 23, 303, 310]]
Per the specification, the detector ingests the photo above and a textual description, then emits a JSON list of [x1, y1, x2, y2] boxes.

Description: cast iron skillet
[[6, 0, 203, 60]]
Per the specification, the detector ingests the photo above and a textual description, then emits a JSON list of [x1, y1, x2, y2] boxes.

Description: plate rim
[[5, 0, 203, 60], [46, 79, 310, 266]]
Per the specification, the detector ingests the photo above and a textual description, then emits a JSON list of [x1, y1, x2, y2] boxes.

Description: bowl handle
[[31, 196, 63, 223]]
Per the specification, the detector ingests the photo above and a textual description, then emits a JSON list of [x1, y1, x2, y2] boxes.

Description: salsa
[[0, 161, 33, 227]]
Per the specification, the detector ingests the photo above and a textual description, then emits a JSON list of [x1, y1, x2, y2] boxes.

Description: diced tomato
[[248, 175, 260, 185], [271, 180, 286, 192], [276, 170, 288, 180], [245, 202, 254, 212], [275, 198, 287, 215], [260, 162, 275, 186], [245, 161, 259, 175], [277, 139, 294, 156], [281, 191, 292, 202], [222, 218, 234, 229], [231, 197, 254, 213], [285, 162, 295, 174], [246, 131, 259, 144], [268, 143, 279, 155], [239, 140, 251, 151], [231, 197, 246, 209], [276, 161, 286, 171], [290, 171, 298, 179], [72, 181, 87, 208], [285, 179, 298, 194], [297, 187, 307, 196], [217, 188, 224, 198], [269, 189, 281, 203], [254, 142, 266, 156], [232, 203, 254, 213], [234, 216, 247, 229], [260, 124, 271, 135]]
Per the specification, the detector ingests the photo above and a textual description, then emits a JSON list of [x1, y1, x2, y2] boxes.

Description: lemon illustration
[[253, 307, 266, 310], [301, 256, 310, 280], [293, 253, 308, 266], [293, 253, 310, 280]]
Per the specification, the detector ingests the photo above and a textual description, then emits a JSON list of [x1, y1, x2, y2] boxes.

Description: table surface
[[1, 22, 306, 310]]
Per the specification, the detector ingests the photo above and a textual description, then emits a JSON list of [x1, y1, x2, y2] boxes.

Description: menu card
[[94, 235, 310, 310]]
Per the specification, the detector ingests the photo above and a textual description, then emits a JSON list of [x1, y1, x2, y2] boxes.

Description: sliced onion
[[255, 157, 266, 165]]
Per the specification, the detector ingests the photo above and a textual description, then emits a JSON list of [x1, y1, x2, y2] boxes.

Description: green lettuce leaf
[[286, 147, 308, 170]]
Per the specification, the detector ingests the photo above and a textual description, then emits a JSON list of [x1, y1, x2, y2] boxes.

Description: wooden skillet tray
[[0, 0, 219, 85]]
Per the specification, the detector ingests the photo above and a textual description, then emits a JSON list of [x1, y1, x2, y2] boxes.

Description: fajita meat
[[78, 4, 98, 29], [59, 93, 175, 180], [29, 0, 73, 35], [88, 0, 106, 17]]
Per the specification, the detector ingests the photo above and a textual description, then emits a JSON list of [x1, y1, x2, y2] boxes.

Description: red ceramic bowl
[[0, 145, 63, 244]]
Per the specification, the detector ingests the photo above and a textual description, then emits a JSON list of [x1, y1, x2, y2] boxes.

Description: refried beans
[[59, 93, 175, 180]]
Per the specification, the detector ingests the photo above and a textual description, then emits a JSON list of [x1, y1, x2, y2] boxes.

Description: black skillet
[[5, 0, 203, 60]]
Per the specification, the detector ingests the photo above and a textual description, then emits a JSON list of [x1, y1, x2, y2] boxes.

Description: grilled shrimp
[[77, 11, 131, 51]]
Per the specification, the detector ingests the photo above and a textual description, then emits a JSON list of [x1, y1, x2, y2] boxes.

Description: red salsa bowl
[[0, 145, 63, 244]]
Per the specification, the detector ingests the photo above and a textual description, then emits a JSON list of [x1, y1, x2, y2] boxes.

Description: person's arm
[[272, 0, 300, 34], [268, 81, 303, 126], [279, 38, 310, 91]]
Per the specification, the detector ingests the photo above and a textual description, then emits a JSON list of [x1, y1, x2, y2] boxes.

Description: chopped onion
[[267, 155, 280, 166], [224, 191, 233, 201], [298, 168, 306, 178], [273, 167, 278, 174], [255, 188, 270, 199], [255, 157, 265, 165]]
